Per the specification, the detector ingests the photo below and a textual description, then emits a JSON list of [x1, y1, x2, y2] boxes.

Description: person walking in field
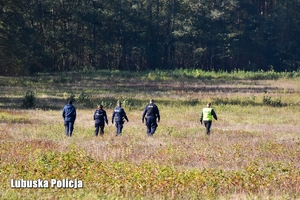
[[142, 99, 160, 137], [62, 100, 76, 137], [93, 104, 108, 136], [112, 101, 129, 136], [200, 102, 217, 135]]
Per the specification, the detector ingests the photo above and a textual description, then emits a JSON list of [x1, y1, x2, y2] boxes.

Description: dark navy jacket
[[142, 103, 160, 121], [62, 103, 76, 122], [94, 109, 108, 125], [112, 106, 128, 123]]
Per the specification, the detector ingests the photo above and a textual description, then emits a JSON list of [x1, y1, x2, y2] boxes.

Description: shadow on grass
[[106, 81, 277, 94], [0, 97, 67, 110], [0, 71, 287, 110], [33, 79, 278, 97], [0, 95, 287, 110], [0, 96, 207, 110]]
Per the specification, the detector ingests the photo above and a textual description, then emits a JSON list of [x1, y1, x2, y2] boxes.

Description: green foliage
[[2, 0, 300, 75], [1, 71, 300, 199], [140, 69, 300, 81], [214, 96, 257, 106], [22, 90, 36, 109], [63, 92, 76, 103], [77, 91, 93, 108], [197, 92, 288, 107], [262, 94, 285, 107], [98, 100, 115, 109], [50, 73, 83, 84], [1, 142, 300, 199], [0, 111, 30, 123], [117, 97, 137, 109]]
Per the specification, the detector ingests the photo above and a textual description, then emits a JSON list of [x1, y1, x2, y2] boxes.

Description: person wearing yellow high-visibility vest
[[200, 103, 217, 135]]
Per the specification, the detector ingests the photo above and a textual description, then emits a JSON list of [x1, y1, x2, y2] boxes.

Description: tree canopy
[[1, 0, 300, 75]]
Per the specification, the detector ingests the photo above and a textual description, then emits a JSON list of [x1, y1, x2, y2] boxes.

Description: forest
[[1, 0, 300, 75]]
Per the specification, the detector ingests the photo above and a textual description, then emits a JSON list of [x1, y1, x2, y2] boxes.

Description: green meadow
[[0, 69, 300, 199]]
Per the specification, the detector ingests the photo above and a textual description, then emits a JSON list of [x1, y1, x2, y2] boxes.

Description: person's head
[[150, 99, 154, 103], [206, 102, 211, 107], [68, 100, 73, 105], [98, 104, 103, 109], [117, 101, 122, 107]]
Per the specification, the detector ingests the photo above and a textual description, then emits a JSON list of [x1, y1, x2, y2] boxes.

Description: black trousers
[[146, 116, 158, 136], [64, 121, 75, 137], [95, 123, 105, 136], [115, 122, 123, 135], [203, 121, 212, 135]]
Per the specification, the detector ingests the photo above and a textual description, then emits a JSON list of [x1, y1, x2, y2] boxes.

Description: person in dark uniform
[[93, 104, 108, 136], [142, 99, 160, 137], [62, 100, 76, 137], [200, 102, 217, 135], [112, 101, 129, 136]]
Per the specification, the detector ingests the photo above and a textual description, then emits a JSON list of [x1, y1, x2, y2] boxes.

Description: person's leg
[[204, 121, 212, 135], [150, 118, 157, 135], [150, 126, 156, 135], [146, 118, 152, 136], [94, 124, 99, 136], [69, 121, 74, 137], [119, 124, 123, 134], [115, 123, 119, 135], [64, 121, 70, 136], [116, 123, 123, 135], [147, 126, 151, 135], [100, 126, 104, 135]]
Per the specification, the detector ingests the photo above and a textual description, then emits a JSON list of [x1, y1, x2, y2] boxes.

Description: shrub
[[22, 90, 36, 109], [262, 94, 284, 107], [214, 96, 257, 106], [77, 91, 93, 108], [63, 92, 76, 102]]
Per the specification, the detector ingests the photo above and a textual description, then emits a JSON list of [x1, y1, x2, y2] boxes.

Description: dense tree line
[[0, 0, 300, 75]]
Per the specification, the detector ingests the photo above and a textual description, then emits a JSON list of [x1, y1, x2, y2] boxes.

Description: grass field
[[0, 69, 300, 199]]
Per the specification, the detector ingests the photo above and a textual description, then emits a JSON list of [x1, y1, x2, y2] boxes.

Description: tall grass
[[1, 70, 300, 199], [1, 69, 300, 87], [143, 69, 300, 80]]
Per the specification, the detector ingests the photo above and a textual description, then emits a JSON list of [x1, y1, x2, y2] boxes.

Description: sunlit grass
[[0, 110, 31, 123], [1, 70, 300, 199]]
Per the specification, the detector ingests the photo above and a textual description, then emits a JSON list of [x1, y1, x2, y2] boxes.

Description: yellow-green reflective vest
[[203, 107, 213, 121]]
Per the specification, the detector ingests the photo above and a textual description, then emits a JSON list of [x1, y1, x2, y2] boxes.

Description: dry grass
[[1, 73, 300, 199]]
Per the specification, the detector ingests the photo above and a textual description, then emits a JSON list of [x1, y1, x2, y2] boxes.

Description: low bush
[[22, 90, 36, 109]]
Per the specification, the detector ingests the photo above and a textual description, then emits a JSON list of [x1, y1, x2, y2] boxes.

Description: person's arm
[[62, 107, 65, 119], [142, 106, 147, 122], [104, 111, 108, 124], [212, 109, 217, 120], [156, 106, 160, 122], [123, 109, 129, 122], [200, 111, 203, 124], [112, 111, 115, 124], [73, 107, 76, 122]]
